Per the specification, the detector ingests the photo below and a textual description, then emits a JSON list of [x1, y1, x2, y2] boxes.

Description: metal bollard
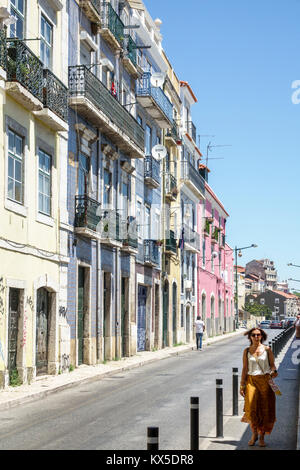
[[147, 427, 159, 450], [216, 379, 223, 438], [232, 368, 239, 416], [190, 397, 199, 450], [272, 338, 276, 357]]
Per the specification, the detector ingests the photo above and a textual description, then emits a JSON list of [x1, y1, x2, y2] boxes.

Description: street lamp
[[234, 244, 258, 330], [288, 278, 300, 283], [287, 263, 300, 268]]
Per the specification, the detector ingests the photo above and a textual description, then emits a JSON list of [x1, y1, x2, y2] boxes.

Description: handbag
[[252, 348, 282, 396]]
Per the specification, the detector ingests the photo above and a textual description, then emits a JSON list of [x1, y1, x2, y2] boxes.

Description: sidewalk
[[199, 334, 300, 451], [0, 329, 245, 412]]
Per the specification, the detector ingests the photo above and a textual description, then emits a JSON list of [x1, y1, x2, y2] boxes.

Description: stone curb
[[0, 329, 245, 411]]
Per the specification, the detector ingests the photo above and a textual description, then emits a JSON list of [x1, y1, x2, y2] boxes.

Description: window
[[40, 15, 53, 69], [121, 181, 129, 220], [136, 201, 142, 238], [145, 206, 151, 239], [78, 153, 89, 195], [103, 170, 112, 207], [202, 238, 206, 268], [38, 149, 51, 215], [8, 129, 23, 204], [145, 125, 152, 155], [10, 0, 25, 39]]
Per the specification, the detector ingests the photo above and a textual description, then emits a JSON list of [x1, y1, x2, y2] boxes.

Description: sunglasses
[[251, 333, 261, 337]]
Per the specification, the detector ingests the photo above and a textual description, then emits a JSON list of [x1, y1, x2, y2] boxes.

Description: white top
[[195, 320, 204, 334], [247, 349, 272, 376]]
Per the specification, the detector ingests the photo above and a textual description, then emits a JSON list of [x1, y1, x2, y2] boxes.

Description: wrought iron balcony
[[122, 35, 139, 78], [79, 0, 102, 24], [100, 2, 124, 51], [6, 39, 43, 110], [68, 65, 144, 157], [182, 223, 200, 253], [165, 230, 177, 254], [144, 155, 160, 188], [0, 28, 7, 71], [121, 217, 138, 252], [181, 161, 205, 199], [166, 120, 179, 145], [75, 195, 101, 235], [165, 173, 178, 201], [35, 68, 69, 130], [136, 72, 173, 128], [144, 240, 160, 267], [99, 210, 122, 246], [186, 120, 197, 143]]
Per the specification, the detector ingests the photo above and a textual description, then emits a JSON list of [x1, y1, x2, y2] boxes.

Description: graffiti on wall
[[61, 354, 70, 373], [59, 306, 68, 319], [0, 277, 5, 316]]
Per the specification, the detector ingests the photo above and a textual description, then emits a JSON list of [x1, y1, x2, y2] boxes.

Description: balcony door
[[78, 153, 89, 196]]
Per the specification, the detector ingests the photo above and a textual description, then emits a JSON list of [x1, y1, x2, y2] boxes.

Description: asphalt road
[[0, 329, 289, 450]]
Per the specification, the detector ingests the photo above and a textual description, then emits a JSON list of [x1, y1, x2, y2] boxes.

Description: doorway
[[36, 288, 49, 375]]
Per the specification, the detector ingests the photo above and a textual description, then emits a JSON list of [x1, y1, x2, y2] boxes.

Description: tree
[[243, 302, 272, 319]]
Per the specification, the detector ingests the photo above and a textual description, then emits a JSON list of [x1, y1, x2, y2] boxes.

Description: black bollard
[[216, 379, 223, 438], [190, 397, 199, 450], [147, 427, 159, 450], [232, 368, 239, 416], [272, 338, 275, 356]]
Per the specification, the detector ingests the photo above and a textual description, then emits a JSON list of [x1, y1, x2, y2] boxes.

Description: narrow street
[[0, 331, 297, 450]]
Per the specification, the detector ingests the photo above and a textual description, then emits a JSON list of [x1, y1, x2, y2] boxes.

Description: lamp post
[[234, 244, 258, 330], [287, 263, 300, 268]]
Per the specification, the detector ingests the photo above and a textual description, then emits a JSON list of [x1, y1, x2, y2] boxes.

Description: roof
[[271, 290, 298, 300], [180, 81, 197, 103]]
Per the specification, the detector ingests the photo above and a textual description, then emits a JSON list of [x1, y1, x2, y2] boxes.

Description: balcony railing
[[181, 161, 205, 198], [124, 35, 137, 66], [75, 195, 101, 232], [183, 223, 200, 252], [144, 155, 160, 187], [43, 69, 68, 122], [69, 65, 144, 151], [166, 120, 179, 142], [6, 39, 43, 102], [100, 210, 121, 241], [121, 217, 138, 249], [144, 240, 160, 266], [165, 173, 177, 198], [0, 27, 7, 71], [165, 230, 177, 254], [101, 2, 124, 46], [136, 72, 173, 125], [186, 120, 197, 143]]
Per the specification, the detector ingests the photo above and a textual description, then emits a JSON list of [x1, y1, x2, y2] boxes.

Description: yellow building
[[161, 51, 183, 346], [0, 0, 69, 387]]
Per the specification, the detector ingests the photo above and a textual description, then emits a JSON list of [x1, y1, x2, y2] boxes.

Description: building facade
[[197, 181, 234, 337], [0, 0, 69, 387]]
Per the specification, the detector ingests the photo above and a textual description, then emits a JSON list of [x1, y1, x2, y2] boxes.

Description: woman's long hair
[[244, 327, 267, 344]]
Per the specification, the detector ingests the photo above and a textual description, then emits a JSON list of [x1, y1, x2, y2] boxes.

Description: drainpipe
[[96, 128, 102, 362]]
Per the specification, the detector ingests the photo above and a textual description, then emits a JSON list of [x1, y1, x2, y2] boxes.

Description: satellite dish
[[150, 73, 165, 88], [152, 144, 167, 161]]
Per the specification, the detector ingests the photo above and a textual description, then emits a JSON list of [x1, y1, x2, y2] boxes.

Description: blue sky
[[145, 0, 300, 288]]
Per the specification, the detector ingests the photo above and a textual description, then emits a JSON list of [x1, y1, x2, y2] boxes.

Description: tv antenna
[[206, 141, 232, 167]]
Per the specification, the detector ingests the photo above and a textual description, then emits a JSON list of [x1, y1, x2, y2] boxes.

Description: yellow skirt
[[241, 375, 276, 435]]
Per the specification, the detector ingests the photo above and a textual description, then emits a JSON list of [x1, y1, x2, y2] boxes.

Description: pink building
[[197, 182, 234, 336]]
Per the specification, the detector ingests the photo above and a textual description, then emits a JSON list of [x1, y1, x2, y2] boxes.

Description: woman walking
[[240, 328, 278, 447]]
